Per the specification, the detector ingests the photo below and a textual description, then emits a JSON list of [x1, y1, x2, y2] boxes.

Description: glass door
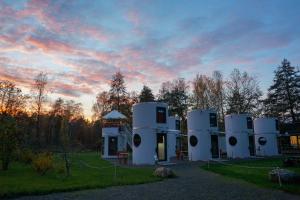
[[157, 133, 167, 161], [211, 135, 219, 158], [108, 136, 118, 156]]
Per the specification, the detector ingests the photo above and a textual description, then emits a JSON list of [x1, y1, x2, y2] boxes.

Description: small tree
[[60, 118, 71, 176], [32, 72, 48, 147], [0, 114, 17, 170], [139, 85, 155, 102]]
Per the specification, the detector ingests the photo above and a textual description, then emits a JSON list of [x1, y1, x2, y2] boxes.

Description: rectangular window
[[290, 136, 298, 147], [275, 119, 279, 130], [156, 107, 166, 123], [290, 135, 300, 148], [209, 113, 217, 127], [247, 117, 253, 129], [175, 120, 180, 130]]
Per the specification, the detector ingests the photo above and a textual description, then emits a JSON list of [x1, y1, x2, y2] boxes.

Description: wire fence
[[206, 159, 284, 187]]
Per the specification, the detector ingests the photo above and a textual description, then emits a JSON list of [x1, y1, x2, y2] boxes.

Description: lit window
[[290, 136, 300, 148]]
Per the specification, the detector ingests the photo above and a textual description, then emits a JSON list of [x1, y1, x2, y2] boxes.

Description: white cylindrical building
[[187, 109, 218, 161], [168, 116, 181, 158], [254, 117, 279, 156], [132, 102, 169, 165], [225, 114, 253, 158]]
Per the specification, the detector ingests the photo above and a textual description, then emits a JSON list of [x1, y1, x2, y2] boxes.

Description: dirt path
[[14, 162, 300, 200]]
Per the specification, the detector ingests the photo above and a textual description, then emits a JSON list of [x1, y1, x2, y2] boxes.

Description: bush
[[32, 152, 53, 175], [55, 163, 66, 174], [19, 149, 35, 164]]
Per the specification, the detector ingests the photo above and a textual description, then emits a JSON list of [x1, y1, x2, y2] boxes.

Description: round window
[[258, 137, 267, 146], [133, 134, 141, 147], [229, 136, 237, 146], [190, 135, 198, 147]]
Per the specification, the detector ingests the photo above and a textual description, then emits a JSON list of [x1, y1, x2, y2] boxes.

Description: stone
[[269, 168, 300, 184], [153, 167, 175, 178]]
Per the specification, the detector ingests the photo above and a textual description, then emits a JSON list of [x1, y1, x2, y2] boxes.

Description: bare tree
[[212, 71, 225, 122], [32, 72, 48, 147], [192, 74, 214, 109], [0, 80, 28, 115], [226, 69, 262, 115], [92, 91, 111, 121]]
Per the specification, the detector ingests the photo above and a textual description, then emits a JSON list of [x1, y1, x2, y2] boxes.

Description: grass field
[[201, 158, 300, 194], [0, 152, 160, 198]]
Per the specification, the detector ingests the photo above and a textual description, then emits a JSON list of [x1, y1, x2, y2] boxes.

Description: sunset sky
[[1, 0, 300, 118]]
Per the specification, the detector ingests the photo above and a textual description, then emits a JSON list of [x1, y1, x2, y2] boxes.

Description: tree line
[[1, 59, 299, 170], [93, 59, 300, 130]]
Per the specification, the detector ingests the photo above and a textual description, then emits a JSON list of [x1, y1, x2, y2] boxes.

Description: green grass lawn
[[201, 158, 300, 194], [0, 152, 160, 198]]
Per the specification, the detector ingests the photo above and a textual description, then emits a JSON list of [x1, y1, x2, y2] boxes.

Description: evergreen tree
[[264, 59, 300, 123], [109, 71, 127, 111], [139, 85, 155, 102], [158, 78, 189, 119]]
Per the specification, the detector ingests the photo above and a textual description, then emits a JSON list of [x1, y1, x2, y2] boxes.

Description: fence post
[[277, 167, 282, 187], [114, 162, 117, 180], [208, 160, 210, 169]]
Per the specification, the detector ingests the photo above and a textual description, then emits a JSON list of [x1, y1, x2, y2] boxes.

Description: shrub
[[19, 149, 35, 164], [55, 163, 66, 174], [32, 152, 53, 175]]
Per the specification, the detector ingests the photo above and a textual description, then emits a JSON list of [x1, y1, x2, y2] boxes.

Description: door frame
[[157, 133, 167, 161], [249, 135, 255, 156], [108, 136, 118, 156], [211, 135, 219, 158]]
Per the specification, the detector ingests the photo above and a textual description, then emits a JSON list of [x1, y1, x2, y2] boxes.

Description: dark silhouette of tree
[[226, 69, 262, 115], [109, 71, 127, 111], [0, 113, 17, 170], [139, 85, 155, 102], [32, 72, 48, 147], [264, 59, 300, 123], [191, 71, 225, 129], [92, 91, 111, 121], [0, 81, 28, 115], [158, 78, 189, 119]]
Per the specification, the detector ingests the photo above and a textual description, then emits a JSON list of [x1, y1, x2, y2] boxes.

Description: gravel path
[[14, 162, 300, 200]]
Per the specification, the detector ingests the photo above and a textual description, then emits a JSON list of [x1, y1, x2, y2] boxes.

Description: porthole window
[[133, 134, 141, 147], [258, 137, 267, 146], [190, 135, 198, 147], [229, 136, 237, 146]]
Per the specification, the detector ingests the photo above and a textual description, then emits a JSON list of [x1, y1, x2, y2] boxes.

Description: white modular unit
[[225, 114, 253, 158], [168, 116, 181, 158], [102, 127, 123, 158], [254, 118, 279, 156], [132, 102, 169, 165], [187, 109, 218, 161]]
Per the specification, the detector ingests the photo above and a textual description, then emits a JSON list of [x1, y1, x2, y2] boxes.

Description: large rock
[[153, 167, 175, 178], [269, 168, 300, 184]]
